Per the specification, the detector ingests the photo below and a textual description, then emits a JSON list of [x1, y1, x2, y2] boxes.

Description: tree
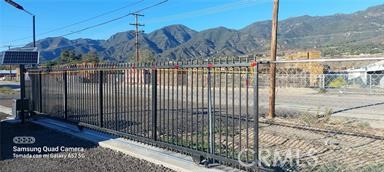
[[82, 51, 100, 63], [43, 60, 58, 67], [58, 50, 81, 64], [138, 49, 156, 63]]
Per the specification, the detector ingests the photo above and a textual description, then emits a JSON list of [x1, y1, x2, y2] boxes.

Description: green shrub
[[328, 77, 347, 88]]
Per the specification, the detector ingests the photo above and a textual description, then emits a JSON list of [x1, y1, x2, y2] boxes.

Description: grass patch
[[298, 108, 333, 126], [0, 87, 17, 95], [318, 88, 327, 94]]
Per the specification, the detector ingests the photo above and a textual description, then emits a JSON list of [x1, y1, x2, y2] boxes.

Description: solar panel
[[2, 50, 39, 65]]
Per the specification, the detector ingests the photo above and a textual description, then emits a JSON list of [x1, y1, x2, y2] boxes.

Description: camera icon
[[13, 136, 36, 144]]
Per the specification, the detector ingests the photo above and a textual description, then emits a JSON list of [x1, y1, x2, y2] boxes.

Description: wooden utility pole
[[268, 0, 279, 119], [130, 13, 144, 63]]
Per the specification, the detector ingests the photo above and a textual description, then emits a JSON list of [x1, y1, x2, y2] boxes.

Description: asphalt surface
[[7, 78, 384, 126], [0, 121, 175, 172], [0, 81, 19, 108]]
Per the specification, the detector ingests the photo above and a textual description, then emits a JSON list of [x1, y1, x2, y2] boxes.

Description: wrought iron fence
[[25, 61, 259, 170], [24, 57, 384, 170]]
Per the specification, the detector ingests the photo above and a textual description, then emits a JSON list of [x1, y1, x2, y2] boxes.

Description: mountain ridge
[[25, 4, 384, 61]]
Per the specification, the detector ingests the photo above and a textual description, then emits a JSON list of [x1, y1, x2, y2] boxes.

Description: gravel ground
[[0, 93, 18, 108], [0, 121, 175, 172], [0, 112, 9, 121]]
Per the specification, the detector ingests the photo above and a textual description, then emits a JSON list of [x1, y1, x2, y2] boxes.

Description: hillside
[[25, 4, 384, 61]]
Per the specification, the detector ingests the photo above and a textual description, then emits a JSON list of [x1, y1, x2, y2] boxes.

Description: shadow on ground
[[0, 84, 20, 90]]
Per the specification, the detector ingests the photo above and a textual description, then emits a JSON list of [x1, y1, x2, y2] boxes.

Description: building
[[345, 60, 384, 87]]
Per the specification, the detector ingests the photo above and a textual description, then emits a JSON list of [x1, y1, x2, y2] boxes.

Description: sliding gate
[[26, 61, 259, 170]]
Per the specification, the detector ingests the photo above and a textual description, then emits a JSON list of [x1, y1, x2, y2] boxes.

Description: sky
[[0, 0, 383, 50]]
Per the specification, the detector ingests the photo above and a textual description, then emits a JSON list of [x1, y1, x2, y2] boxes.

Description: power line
[[133, 0, 168, 13], [58, 0, 167, 38], [2, 0, 145, 45], [10, 0, 168, 45], [1, 0, 168, 50], [144, 0, 259, 24]]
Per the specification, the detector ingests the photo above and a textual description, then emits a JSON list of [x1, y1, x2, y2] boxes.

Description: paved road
[[260, 88, 384, 127], [12, 78, 384, 128]]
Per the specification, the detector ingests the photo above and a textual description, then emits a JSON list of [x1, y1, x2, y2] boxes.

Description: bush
[[328, 77, 347, 88]]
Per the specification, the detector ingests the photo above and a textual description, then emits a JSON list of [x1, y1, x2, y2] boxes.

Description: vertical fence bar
[[99, 71, 104, 127], [114, 72, 118, 131], [20, 65, 25, 123], [63, 71, 68, 120], [207, 65, 214, 155], [39, 71, 43, 112], [253, 62, 259, 168], [151, 68, 158, 141]]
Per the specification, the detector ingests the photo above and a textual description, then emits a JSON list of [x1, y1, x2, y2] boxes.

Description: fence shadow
[[332, 102, 384, 114]]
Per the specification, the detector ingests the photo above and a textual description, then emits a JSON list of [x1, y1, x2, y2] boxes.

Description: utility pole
[[130, 13, 144, 63], [268, 0, 279, 119]]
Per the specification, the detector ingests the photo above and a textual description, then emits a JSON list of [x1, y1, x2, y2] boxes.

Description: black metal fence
[[26, 60, 259, 169]]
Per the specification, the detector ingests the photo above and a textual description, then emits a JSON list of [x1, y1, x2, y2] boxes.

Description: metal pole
[[268, 0, 279, 119], [135, 15, 139, 62], [39, 71, 42, 112], [115, 74, 118, 130], [151, 68, 158, 140], [369, 74, 372, 94], [207, 66, 214, 155], [33, 15, 36, 48], [99, 71, 104, 127], [63, 71, 68, 120], [253, 63, 259, 168], [20, 64, 25, 123]]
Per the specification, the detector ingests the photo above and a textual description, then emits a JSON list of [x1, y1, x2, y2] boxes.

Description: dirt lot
[[0, 121, 174, 172], [0, 92, 18, 108], [257, 117, 384, 171]]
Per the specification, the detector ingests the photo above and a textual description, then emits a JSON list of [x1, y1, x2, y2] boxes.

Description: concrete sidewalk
[[30, 118, 236, 172], [0, 102, 236, 171], [0, 105, 11, 115]]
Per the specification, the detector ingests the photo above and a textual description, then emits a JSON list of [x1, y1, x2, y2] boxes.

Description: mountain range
[[26, 4, 384, 61]]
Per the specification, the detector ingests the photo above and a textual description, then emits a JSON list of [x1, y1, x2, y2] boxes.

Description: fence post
[[151, 67, 158, 140], [207, 65, 214, 155], [99, 71, 104, 127], [253, 62, 259, 167], [20, 64, 26, 123], [63, 71, 68, 120], [369, 74, 372, 94], [39, 71, 42, 112]]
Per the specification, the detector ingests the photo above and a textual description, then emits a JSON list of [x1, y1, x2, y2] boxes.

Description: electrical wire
[[2, 0, 145, 45], [1, 0, 168, 49], [58, 0, 168, 37], [145, 0, 259, 24]]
